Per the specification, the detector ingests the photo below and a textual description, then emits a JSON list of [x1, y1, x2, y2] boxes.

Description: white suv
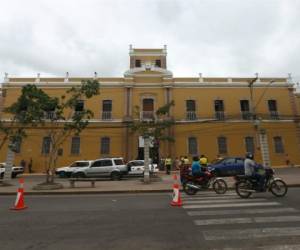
[[0, 163, 24, 178], [55, 161, 93, 178], [127, 160, 159, 176], [71, 158, 128, 180]]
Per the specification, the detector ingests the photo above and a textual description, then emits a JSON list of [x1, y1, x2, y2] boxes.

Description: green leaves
[[130, 101, 175, 142]]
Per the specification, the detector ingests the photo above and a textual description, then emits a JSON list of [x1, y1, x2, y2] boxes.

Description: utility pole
[[248, 76, 273, 167]]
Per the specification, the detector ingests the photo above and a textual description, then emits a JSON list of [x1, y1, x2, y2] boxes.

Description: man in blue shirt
[[191, 156, 205, 177]]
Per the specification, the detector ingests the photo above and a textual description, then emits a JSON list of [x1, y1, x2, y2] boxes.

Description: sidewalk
[[0, 168, 300, 195]]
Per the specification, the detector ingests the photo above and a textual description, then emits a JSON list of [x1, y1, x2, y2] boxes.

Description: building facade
[[1, 46, 300, 172]]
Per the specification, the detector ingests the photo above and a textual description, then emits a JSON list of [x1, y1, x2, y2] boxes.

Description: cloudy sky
[[0, 0, 299, 83]]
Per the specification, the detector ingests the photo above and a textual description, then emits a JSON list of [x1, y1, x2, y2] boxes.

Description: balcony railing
[[186, 111, 197, 120], [241, 111, 252, 120], [140, 111, 155, 120], [44, 111, 56, 120], [215, 111, 225, 120], [270, 111, 279, 120], [102, 111, 112, 120]]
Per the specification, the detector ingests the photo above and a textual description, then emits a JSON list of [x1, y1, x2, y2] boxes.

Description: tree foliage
[[4, 80, 100, 183], [130, 100, 175, 142]]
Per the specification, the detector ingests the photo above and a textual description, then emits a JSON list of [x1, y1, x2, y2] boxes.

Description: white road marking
[[184, 198, 266, 204], [181, 190, 237, 198], [183, 201, 280, 209], [203, 227, 300, 240], [182, 196, 243, 201], [254, 215, 300, 223], [195, 215, 300, 226], [214, 244, 300, 250], [187, 207, 298, 216], [195, 217, 252, 225]]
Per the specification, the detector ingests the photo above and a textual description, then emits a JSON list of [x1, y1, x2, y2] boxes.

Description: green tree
[[5, 80, 100, 185], [130, 101, 175, 183]]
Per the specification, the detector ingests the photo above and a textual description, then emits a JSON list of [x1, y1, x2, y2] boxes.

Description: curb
[[0, 184, 299, 195], [0, 189, 172, 196]]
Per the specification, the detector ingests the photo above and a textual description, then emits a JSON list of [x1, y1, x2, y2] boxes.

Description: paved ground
[[1, 167, 300, 195], [1, 189, 300, 250]]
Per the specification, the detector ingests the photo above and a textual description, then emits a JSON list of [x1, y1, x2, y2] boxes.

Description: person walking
[[28, 158, 33, 173], [164, 156, 172, 175], [20, 159, 26, 172], [183, 156, 189, 165], [175, 157, 181, 170]]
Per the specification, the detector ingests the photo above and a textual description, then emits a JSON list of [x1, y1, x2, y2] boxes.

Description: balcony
[[140, 111, 155, 121], [186, 111, 197, 120], [102, 111, 112, 120], [270, 111, 279, 120], [241, 111, 252, 120], [215, 111, 225, 120], [44, 111, 56, 120]]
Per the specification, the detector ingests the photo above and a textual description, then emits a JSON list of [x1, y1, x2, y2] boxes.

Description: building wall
[[1, 47, 299, 172]]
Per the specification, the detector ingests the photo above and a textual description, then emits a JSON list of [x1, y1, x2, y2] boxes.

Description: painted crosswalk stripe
[[195, 215, 300, 226], [187, 207, 298, 216], [184, 198, 266, 204], [203, 227, 300, 240], [195, 217, 252, 225], [182, 196, 245, 201], [254, 215, 300, 223], [213, 244, 300, 250], [183, 201, 280, 209], [181, 192, 236, 198]]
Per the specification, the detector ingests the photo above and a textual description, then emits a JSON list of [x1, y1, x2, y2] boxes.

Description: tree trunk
[[144, 136, 150, 184], [3, 146, 14, 184]]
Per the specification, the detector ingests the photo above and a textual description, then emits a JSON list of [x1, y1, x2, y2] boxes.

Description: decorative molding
[[124, 67, 173, 77]]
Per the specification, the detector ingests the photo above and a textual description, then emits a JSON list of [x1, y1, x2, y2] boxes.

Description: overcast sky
[[0, 0, 299, 83]]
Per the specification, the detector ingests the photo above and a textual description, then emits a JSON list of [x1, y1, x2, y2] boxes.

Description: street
[[1, 188, 300, 250]]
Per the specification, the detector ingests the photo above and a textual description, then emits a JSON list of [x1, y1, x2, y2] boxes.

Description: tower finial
[[4, 72, 9, 83], [64, 72, 69, 83]]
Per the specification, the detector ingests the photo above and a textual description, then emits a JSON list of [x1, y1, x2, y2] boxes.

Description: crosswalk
[[181, 191, 300, 250]]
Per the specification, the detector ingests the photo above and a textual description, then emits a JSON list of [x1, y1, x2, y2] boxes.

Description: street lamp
[[248, 77, 275, 167]]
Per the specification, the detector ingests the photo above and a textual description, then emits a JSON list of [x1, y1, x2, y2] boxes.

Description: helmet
[[245, 153, 254, 160]]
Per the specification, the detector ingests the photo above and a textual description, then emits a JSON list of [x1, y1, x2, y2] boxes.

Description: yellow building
[[1, 46, 300, 172]]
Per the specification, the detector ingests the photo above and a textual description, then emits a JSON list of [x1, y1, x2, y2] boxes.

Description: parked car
[[0, 162, 24, 178], [71, 158, 128, 180], [208, 157, 263, 177], [55, 160, 93, 178], [127, 160, 159, 176]]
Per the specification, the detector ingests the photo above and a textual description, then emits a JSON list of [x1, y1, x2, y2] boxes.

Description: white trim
[[129, 52, 167, 57]]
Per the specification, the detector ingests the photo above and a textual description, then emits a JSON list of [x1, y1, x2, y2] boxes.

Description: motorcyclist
[[244, 153, 265, 191], [199, 154, 208, 171], [192, 156, 205, 178]]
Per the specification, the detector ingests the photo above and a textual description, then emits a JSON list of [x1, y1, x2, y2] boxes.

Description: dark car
[[208, 157, 262, 177]]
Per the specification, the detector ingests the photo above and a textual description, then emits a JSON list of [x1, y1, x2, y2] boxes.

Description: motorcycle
[[182, 170, 228, 195], [235, 168, 288, 198]]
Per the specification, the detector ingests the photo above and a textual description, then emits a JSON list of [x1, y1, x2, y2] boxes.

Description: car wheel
[[59, 171, 66, 178], [0, 172, 3, 178], [73, 172, 85, 178], [11, 173, 16, 178], [111, 172, 121, 181]]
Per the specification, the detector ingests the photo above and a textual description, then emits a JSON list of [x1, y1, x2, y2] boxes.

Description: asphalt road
[[1, 188, 300, 250]]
